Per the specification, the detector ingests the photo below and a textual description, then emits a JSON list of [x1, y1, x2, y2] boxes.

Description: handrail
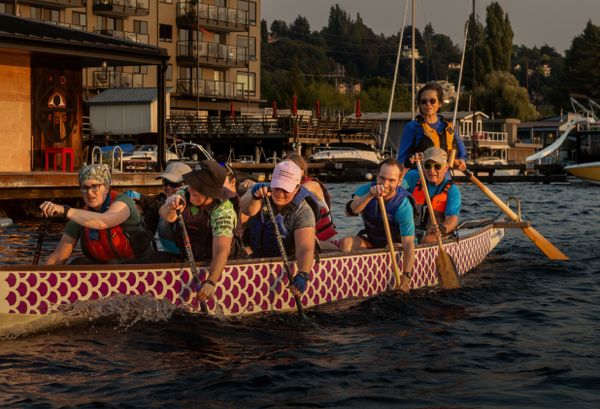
[[91, 146, 102, 165], [111, 146, 123, 173]]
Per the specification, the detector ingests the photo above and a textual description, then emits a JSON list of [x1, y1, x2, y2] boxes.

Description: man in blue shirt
[[340, 158, 415, 288], [403, 147, 461, 243]]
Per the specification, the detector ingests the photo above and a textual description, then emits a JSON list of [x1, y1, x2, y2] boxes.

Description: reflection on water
[[1, 183, 599, 408]]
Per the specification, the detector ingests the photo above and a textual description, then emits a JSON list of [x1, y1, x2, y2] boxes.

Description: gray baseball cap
[[156, 161, 193, 183]]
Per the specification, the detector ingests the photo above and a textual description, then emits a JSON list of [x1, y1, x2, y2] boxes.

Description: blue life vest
[[360, 185, 413, 248], [249, 186, 318, 257]]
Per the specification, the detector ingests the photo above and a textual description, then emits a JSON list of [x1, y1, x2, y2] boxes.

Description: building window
[[0, 3, 15, 14], [237, 0, 256, 25], [237, 35, 256, 60], [159, 24, 172, 42], [236, 72, 255, 96], [132, 65, 149, 75], [98, 16, 123, 31], [159, 0, 173, 3], [133, 20, 148, 35], [166, 64, 172, 81], [72, 11, 86, 28], [31, 7, 59, 23]]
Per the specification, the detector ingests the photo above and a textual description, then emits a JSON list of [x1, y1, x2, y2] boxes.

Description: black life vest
[[172, 190, 243, 261]]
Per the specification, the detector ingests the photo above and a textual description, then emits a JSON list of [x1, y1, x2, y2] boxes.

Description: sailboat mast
[[472, 0, 477, 158], [411, 0, 416, 119]]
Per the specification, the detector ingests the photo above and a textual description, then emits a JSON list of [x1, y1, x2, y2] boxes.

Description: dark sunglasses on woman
[[424, 163, 443, 170], [420, 98, 437, 105]]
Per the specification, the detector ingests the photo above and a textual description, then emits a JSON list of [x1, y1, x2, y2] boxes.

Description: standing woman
[[396, 82, 467, 171], [39, 164, 155, 265]]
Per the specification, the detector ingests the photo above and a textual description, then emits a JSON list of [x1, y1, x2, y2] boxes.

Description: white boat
[[453, 156, 520, 177], [564, 161, 600, 184], [308, 143, 382, 181]]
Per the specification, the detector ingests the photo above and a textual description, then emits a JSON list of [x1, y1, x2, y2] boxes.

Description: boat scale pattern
[[0, 227, 502, 317]]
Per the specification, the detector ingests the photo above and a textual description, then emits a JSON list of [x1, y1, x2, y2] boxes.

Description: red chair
[[44, 147, 75, 172]]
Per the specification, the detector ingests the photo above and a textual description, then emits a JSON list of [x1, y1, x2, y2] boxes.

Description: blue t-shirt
[[396, 115, 467, 164], [353, 184, 415, 237], [402, 169, 461, 216]]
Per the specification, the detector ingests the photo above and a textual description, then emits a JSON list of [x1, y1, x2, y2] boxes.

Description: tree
[[477, 71, 538, 120], [464, 13, 492, 93], [485, 2, 513, 71], [564, 20, 600, 101], [289, 16, 311, 39]]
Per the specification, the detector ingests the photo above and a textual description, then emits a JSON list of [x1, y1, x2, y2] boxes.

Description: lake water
[[0, 182, 599, 408]]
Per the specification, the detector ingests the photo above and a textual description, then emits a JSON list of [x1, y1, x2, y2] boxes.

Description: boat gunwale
[[0, 223, 493, 272]]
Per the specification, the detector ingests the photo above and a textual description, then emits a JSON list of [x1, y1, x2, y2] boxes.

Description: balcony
[[177, 78, 245, 100], [14, 0, 86, 9], [95, 29, 149, 44], [176, 2, 248, 33], [176, 40, 248, 68], [93, 0, 149, 17], [93, 70, 144, 88], [463, 131, 509, 149]]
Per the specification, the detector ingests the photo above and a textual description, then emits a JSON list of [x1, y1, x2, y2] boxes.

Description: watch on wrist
[[62, 205, 71, 218]]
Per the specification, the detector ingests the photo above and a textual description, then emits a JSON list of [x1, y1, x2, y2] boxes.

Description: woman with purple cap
[[39, 164, 155, 265], [240, 160, 317, 295], [159, 160, 241, 302]]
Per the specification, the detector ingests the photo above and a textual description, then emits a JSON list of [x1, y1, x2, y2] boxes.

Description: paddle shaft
[[416, 161, 445, 249], [416, 159, 461, 289], [176, 209, 208, 313], [33, 218, 49, 265], [263, 197, 305, 316], [464, 169, 569, 260], [377, 196, 403, 290]]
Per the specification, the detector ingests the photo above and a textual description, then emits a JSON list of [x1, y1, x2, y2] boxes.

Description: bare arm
[[39, 200, 130, 229], [45, 234, 77, 265], [294, 227, 315, 273], [159, 194, 184, 223], [349, 185, 384, 216], [206, 235, 232, 284], [401, 235, 415, 274], [240, 185, 269, 217], [303, 180, 324, 202], [442, 215, 458, 234]]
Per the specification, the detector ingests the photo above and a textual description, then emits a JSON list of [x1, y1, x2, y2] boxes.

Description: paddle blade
[[522, 226, 569, 260], [436, 249, 461, 289]]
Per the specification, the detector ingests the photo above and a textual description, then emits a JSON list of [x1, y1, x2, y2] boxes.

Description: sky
[[261, 0, 600, 54]]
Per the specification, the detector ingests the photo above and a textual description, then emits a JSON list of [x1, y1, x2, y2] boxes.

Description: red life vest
[[411, 180, 453, 229], [302, 175, 337, 240], [80, 190, 136, 263]]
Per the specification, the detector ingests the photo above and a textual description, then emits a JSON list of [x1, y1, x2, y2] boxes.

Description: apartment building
[[0, 0, 261, 115]]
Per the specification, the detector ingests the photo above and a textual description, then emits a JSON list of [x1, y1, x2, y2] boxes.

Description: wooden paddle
[[263, 196, 305, 317], [377, 196, 409, 293], [33, 218, 49, 265], [416, 157, 461, 289], [463, 169, 568, 260], [176, 209, 208, 314]]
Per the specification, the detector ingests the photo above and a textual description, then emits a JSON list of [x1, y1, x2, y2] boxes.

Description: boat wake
[[0, 294, 185, 340]]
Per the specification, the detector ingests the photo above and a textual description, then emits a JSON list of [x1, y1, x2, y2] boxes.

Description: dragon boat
[[0, 221, 504, 334]]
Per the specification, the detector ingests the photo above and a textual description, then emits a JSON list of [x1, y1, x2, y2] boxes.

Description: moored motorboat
[[0, 222, 504, 333], [564, 161, 600, 184]]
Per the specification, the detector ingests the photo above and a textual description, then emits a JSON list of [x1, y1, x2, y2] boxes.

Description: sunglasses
[[420, 98, 438, 105], [162, 180, 182, 188], [424, 163, 444, 170], [80, 183, 103, 194]]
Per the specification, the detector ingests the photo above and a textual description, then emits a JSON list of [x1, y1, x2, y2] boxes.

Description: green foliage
[[564, 20, 600, 101], [477, 71, 538, 120], [485, 2, 513, 71]]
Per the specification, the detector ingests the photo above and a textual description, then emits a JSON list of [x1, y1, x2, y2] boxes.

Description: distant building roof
[[87, 87, 172, 105], [0, 14, 168, 67], [356, 111, 489, 121]]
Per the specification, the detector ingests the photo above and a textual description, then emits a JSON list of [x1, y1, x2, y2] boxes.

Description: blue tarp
[[99, 144, 135, 155]]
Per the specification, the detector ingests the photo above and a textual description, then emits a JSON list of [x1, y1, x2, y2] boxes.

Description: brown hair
[[376, 158, 403, 176], [284, 152, 307, 175]]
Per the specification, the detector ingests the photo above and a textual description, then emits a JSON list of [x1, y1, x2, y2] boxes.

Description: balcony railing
[[177, 78, 245, 99], [176, 40, 248, 67], [95, 29, 149, 44], [93, 0, 149, 17], [93, 70, 144, 88], [176, 2, 248, 32], [463, 131, 508, 145]]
